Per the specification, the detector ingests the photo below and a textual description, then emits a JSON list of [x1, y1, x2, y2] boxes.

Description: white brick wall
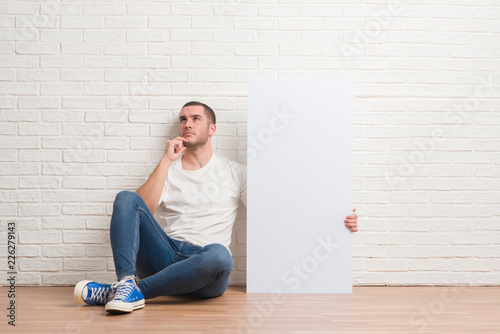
[[0, 1, 499, 287]]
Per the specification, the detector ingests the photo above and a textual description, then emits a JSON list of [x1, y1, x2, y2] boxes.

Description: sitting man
[[74, 101, 359, 313]]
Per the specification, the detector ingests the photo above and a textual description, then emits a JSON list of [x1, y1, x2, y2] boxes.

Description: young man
[[74, 101, 359, 313]]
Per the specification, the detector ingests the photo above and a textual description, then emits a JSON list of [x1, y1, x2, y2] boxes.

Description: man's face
[[178, 105, 215, 149]]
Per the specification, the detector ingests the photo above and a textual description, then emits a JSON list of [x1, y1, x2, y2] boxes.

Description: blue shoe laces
[[88, 286, 113, 304], [111, 279, 135, 302]]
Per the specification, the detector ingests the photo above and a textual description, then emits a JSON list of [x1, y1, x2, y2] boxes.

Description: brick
[[452, 231, 493, 245], [43, 245, 85, 258], [20, 231, 62, 244], [42, 273, 84, 286], [105, 16, 145, 29], [0, 81, 36, 94], [43, 217, 85, 230], [55, 149, 91, 168], [367, 259, 408, 272], [16, 42, 58, 55], [450, 20, 489, 33], [126, 30, 169, 42], [86, 216, 112, 230], [84, 190, 117, 203], [40, 82, 83, 96], [41, 3, 81, 15], [408, 233, 450, 245], [364, 233, 408, 245], [0, 123, 15, 135], [42, 190, 85, 202], [83, 3, 125, 15], [18, 245, 41, 257], [62, 43, 103, 55], [0, 136, 38, 149], [106, 177, 143, 190], [235, 44, 277, 56], [61, 16, 103, 29], [0, 203, 16, 216], [0, 69, 14, 81], [149, 43, 191, 55], [62, 97, 105, 109], [15, 69, 59, 82], [127, 3, 169, 15], [107, 151, 150, 163], [19, 176, 59, 189], [234, 17, 275, 30], [0, 189, 39, 203], [409, 259, 452, 271], [86, 245, 112, 257], [214, 3, 257, 17], [20, 258, 61, 272], [42, 56, 85, 69], [63, 230, 108, 244], [41, 30, 82, 42], [62, 204, 105, 215], [104, 43, 145, 55], [62, 176, 105, 190], [19, 203, 61, 217], [104, 123, 148, 136], [0, 3, 37, 14], [64, 258, 107, 271], [127, 56, 170, 69], [84, 30, 124, 43]]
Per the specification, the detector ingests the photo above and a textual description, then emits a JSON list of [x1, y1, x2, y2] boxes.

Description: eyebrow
[[179, 114, 203, 119]]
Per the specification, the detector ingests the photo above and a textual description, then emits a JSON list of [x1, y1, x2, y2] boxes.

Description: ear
[[209, 123, 216, 137]]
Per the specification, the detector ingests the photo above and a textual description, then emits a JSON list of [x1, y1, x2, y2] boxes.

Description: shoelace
[[110, 280, 134, 301], [89, 286, 113, 304]]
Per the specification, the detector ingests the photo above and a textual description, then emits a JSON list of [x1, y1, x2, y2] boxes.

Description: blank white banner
[[247, 80, 353, 294]]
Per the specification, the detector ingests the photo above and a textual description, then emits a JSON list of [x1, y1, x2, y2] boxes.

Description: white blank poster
[[247, 81, 353, 294]]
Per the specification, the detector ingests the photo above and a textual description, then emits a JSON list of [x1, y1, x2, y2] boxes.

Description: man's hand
[[164, 136, 189, 162], [344, 208, 358, 233]]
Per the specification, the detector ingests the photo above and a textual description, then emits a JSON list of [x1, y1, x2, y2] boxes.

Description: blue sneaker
[[105, 276, 145, 313], [74, 280, 116, 306]]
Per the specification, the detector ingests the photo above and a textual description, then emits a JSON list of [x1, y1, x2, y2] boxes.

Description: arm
[[136, 136, 188, 214]]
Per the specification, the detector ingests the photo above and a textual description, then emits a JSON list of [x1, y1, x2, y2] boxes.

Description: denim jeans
[[109, 190, 233, 300]]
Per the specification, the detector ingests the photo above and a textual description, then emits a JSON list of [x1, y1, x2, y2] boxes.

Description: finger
[[176, 136, 189, 143], [175, 144, 187, 154]]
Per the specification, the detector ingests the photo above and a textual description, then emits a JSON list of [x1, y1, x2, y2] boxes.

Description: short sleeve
[[144, 167, 168, 206], [231, 161, 247, 208]]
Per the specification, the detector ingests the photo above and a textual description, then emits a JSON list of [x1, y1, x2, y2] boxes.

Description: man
[[74, 101, 359, 313]]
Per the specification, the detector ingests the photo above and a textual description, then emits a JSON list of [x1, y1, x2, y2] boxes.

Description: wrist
[[161, 155, 173, 165]]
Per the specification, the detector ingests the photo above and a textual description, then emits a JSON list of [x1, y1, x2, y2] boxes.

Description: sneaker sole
[[74, 280, 93, 306], [105, 299, 145, 313]]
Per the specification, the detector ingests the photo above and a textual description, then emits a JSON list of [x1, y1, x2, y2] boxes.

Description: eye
[[194, 117, 199, 121]]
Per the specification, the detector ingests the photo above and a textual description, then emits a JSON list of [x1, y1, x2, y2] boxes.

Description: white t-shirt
[[154, 154, 247, 249]]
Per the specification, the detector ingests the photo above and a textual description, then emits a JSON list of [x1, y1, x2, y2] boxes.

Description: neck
[[181, 142, 213, 171]]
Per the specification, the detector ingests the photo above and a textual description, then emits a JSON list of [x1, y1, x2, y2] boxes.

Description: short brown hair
[[182, 101, 216, 125]]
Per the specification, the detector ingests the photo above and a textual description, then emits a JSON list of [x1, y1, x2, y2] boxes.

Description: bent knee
[[204, 243, 233, 270], [114, 190, 141, 207]]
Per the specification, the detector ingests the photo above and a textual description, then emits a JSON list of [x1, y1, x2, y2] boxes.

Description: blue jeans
[[109, 190, 233, 300]]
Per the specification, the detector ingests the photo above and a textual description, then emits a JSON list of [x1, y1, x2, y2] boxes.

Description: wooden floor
[[1, 286, 499, 333]]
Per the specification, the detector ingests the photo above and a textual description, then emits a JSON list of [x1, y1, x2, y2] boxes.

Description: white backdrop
[[247, 81, 354, 293]]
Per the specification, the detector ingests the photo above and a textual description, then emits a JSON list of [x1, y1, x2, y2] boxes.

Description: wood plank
[[1, 286, 499, 333]]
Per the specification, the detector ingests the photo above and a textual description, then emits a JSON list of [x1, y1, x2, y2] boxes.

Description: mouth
[[183, 131, 194, 136]]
